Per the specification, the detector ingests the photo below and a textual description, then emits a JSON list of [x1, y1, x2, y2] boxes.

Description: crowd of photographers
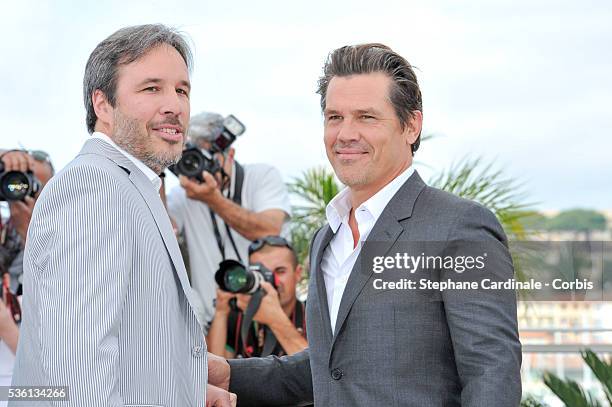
[[0, 111, 308, 388]]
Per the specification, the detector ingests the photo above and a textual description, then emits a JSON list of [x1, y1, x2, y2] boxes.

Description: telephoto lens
[[215, 259, 276, 294]]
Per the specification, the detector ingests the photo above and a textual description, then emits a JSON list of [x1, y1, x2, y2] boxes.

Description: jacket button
[[331, 368, 343, 380], [192, 345, 203, 358]]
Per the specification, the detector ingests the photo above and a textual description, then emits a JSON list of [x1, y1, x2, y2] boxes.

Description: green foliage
[[541, 350, 612, 407], [520, 396, 548, 407], [547, 209, 607, 232], [581, 350, 612, 405], [543, 372, 602, 407], [288, 166, 341, 271]]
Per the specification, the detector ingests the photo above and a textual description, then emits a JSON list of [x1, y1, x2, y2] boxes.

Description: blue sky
[[1, 0, 610, 210]]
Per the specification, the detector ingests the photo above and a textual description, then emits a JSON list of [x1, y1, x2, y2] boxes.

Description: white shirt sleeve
[[245, 164, 292, 217], [166, 186, 187, 233]]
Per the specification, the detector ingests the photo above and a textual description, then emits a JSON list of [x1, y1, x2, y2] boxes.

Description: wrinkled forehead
[[249, 246, 296, 269], [116, 44, 190, 87]]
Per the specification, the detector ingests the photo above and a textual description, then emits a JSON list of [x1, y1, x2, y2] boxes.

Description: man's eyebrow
[[178, 79, 191, 90], [324, 108, 341, 116], [136, 78, 162, 87], [355, 108, 383, 116], [136, 78, 191, 90]]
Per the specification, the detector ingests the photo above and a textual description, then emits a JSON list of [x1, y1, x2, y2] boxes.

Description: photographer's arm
[[207, 289, 237, 358], [180, 173, 286, 241], [236, 283, 307, 356], [266, 313, 308, 356]]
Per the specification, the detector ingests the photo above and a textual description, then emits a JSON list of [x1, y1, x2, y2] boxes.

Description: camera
[[170, 114, 246, 182], [215, 259, 278, 294], [0, 161, 41, 202]]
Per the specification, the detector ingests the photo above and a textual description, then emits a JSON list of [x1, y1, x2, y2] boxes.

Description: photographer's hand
[[237, 282, 308, 355], [236, 282, 284, 326], [207, 290, 236, 358], [0, 150, 35, 172], [215, 289, 236, 316], [179, 172, 223, 205], [9, 195, 36, 243]]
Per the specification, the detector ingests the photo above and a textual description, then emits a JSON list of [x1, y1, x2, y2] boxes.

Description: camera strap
[[240, 289, 278, 357], [209, 162, 245, 263]]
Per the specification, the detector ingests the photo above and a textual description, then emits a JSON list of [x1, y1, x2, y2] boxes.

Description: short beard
[[335, 165, 372, 187], [112, 109, 183, 174]]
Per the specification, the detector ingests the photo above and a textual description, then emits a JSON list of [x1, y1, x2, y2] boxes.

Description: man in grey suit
[[211, 44, 522, 406], [11, 25, 235, 406]]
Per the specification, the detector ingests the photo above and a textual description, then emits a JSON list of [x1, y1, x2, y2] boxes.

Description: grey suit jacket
[[10, 139, 208, 406], [229, 171, 522, 406]]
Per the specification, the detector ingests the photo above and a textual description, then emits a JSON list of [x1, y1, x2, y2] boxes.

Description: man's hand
[[236, 282, 284, 326], [208, 352, 230, 391], [0, 150, 35, 172], [179, 172, 223, 204], [215, 289, 236, 316], [9, 196, 36, 243], [206, 383, 236, 407]]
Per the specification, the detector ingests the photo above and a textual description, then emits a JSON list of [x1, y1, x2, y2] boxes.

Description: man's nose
[[160, 89, 184, 116], [336, 118, 360, 142]]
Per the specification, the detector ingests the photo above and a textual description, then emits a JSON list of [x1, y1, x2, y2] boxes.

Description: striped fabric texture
[[10, 139, 208, 406]]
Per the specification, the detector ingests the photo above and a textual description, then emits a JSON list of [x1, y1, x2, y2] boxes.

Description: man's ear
[[403, 110, 423, 146], [227, 147, 236, 162], [92, 89, 114, 131], [294, 264, 303, 281]]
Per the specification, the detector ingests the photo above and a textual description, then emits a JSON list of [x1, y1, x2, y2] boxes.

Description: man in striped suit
[[10, 25, 235, 406]]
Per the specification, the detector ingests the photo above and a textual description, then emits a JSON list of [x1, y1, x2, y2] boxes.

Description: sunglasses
[[29, 150, 51, 163], [248, 235, 293, 255]]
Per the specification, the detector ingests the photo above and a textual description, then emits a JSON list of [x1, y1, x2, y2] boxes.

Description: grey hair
[[316, 43, 423, 154], [188, 111, 225, 143], [83, 24, 193, 134]]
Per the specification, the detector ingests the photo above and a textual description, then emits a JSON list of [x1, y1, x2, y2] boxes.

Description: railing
[[520, 327, 612, 353]]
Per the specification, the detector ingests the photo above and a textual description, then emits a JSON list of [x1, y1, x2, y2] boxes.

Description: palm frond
[[543, 372, 602, 407], [581, 350, 612, 405]]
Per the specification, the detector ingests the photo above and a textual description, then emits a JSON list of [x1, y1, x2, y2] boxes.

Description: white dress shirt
[[322, 165, 415, 333], [90, 131, 162, 191]]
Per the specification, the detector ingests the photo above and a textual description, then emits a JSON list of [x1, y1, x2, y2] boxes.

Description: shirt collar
[[325, 165, 415, 233], [91, 131, 162, 191]]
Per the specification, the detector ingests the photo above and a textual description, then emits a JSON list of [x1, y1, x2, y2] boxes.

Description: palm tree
[[539, 350, 612, 406], [288, 166, 340, 274]]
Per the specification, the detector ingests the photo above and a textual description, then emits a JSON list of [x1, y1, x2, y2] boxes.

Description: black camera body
[[0, 162, 41, 202], [169, 143, 221, 182], [170, 114, 246, 182], [215, 259, 277, 294]]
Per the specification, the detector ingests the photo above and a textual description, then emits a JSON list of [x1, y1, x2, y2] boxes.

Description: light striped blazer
[[10, 139, 208, 406]]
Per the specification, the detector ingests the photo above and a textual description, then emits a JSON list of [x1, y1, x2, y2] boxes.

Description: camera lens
[[177, 150, 204, 177], [224, 264, 250, 293], [215, 259, 263, 294], [0, 171, 31, 201]]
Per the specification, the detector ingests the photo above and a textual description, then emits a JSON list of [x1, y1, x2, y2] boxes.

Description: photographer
[[0, 149, 53, 388], [167, 112, 291, 330], [208, 236, 307, 358]]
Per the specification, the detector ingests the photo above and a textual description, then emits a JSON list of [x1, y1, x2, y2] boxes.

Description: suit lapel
[[78, 138, 198, 313], [311, 225, 335, 343], [329, 171, 427, 348]]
